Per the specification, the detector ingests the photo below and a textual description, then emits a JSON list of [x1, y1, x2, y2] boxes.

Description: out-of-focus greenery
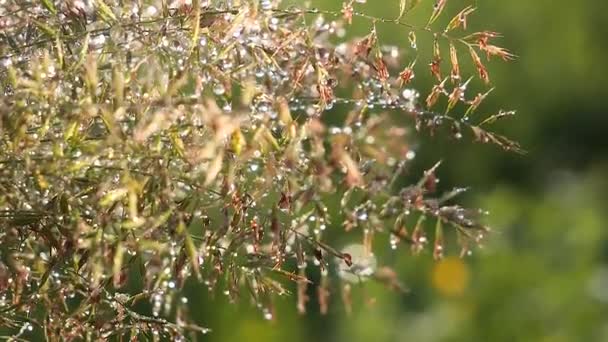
[[194, 1, 608, 341]]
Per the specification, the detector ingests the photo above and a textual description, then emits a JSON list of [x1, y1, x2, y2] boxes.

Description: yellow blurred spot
[[230, 129, 245, 156], [232, 319, 277, 341], [431, 256, 470, 296]]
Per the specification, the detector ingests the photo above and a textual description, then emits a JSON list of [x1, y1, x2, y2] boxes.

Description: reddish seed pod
[[342, 253, 353, 267]]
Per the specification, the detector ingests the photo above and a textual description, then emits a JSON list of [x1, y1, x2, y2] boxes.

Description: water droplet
[[337, 244, 377, 283], [213, 83, 225, 95], [263, 309, 273, 320], [89, 35, 106, 49], [144, 5, 158, 17], [357, 211, 368, 221], [223, 102, 232, 112], [390, 234, 400, 250], [260, 0, 272, 10], [1, 58, 13, 67]]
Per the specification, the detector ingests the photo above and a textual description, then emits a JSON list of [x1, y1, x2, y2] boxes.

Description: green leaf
[[398, 0, 407, 20], [71, 33, 90, 73], [94, 0, 117, 23], [398, 0, 421, 20], [112, 66, 124, 107], [40, 0, 57, 15], [33, 19, 57, 37], [170, 132, 186, 158], [189, 0, 201, 58], [428, 0, 448, 26], [178, 220, 202, 280], [55, 35, 64, 69], [64, 120, 79, 142], [100, 188, 128, 207]]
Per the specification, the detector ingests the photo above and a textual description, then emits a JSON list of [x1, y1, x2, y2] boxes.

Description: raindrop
[[260, 0, 272, 11], [1, 58, 13, 67], [223, 102, 232, 112], [144, 5, 158, 17], [356, 211, 368, 221], [213, 83, 225, 95], [390, 234, 399, 250], [402, 89, 419, 101], [89, 35, 106, 49], [337, 244, 377, 283]]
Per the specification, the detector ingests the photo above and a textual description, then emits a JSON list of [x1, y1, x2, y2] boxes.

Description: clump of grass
[[0, 0, 518, 339]]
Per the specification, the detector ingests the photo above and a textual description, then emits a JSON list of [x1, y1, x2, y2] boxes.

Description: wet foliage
[[0, 0, 517, 339]]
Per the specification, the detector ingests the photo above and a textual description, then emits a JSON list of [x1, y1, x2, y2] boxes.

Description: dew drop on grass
[[1, 58, 12, 67], [263, 308, 273, 320], [260, 0, 272, 11], [337, 244, 377, 283], [390, 234, 400, 250], [356, 211, 368, 221], [213, 83, 225, 95]]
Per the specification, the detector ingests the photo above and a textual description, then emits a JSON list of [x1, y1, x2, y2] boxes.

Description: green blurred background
[[191, 1, 608, 341]]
